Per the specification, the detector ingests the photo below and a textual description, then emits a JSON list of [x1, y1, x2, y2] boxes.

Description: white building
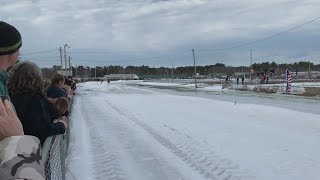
[[104, 74, 139, 80]]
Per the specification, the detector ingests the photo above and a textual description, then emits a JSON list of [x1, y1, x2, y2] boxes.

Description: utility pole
[[75, 65, 78, 77], [68, 56, 71, 76], [171, 64, 174, 82], [165, 69, 168, 80], [64, 45, 67, 75], [59, 47, 63, 73], [64, 44, 70, 76], [95, 67, 97, 78], [192, 49, 198, 88], [250, 49, 253, 79], [308, 61, 311, 78]]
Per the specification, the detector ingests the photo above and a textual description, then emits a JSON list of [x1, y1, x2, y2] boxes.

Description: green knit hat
[[0, 21, 22, 56]]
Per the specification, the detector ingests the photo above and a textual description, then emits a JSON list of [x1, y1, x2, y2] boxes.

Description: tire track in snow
[[79, 94, 191, 180], [105, 101, 251, 180], [79, 96, 125, 180]]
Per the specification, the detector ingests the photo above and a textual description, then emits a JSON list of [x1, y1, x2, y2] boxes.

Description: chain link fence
[[42, 99, 72, 180]]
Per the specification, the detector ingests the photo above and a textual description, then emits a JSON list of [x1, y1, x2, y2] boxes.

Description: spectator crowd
[[0, 21, 76, 179]]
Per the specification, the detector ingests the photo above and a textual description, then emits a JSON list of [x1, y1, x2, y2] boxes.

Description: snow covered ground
[[66, 81, 320, 180]]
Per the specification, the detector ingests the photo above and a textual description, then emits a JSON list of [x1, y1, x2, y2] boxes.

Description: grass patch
[[303, 87, 320, 96], [252, 86, 279, 93]]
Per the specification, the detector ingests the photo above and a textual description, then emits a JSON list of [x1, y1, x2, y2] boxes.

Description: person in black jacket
[[8, 61, 68, 144], [47, 73, 67, 99]]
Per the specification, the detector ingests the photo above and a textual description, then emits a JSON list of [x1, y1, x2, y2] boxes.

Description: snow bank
[[137, 82, 182, 87], [65, 98, 95, 180], [105, 85, 129, 92], [201, 85, 230, 91]]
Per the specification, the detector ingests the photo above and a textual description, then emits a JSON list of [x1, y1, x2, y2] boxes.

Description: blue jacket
[[46, 86, 66, 99]]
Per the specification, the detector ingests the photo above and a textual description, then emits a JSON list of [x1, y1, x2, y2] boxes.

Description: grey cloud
[[1, 0, 320, 67]]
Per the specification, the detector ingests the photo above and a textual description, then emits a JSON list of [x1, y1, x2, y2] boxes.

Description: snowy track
[[73, 92, 247, 180], [67, 82, 320, 180], [74, 93, 206, 180], [106, 101, 246, 180]]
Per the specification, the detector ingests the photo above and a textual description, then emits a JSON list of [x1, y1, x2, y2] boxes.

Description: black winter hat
[[0, 21, 22, 56]]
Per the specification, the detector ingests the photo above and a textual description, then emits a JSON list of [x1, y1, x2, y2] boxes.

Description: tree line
[[41, 61, 320, 79]]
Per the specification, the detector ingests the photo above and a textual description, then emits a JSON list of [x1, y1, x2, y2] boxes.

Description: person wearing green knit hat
[[0, 21, 22, 97], [0, 21, 46, 180]]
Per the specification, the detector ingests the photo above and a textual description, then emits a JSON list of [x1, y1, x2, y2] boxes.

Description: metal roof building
[[103, 74, 139, 80]]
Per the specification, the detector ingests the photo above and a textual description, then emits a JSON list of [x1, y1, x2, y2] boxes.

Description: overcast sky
[[1, 0, 320, 67]]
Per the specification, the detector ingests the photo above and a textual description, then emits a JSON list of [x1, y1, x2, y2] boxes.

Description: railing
[[143, 78, 320, 86], [143, 79, 224, 85], [142, 79, 320, 94], [42, 99, 72, 180]]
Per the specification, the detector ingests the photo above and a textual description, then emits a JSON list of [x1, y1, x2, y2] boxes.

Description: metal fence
[[144, 79, 224, 85], [42, 100, 72, 180], [144, 78, 320, 86]]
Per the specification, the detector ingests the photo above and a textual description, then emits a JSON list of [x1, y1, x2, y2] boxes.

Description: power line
[[69, 49, 188, 54], [196, 16, 320, 52], [21, 48, 59, 55], [253, 55, 284, 60], [70, 50, 189, 63], [18, 49, 189, 65], [19, 55, 60, 60], [28, 59, 58, 62]]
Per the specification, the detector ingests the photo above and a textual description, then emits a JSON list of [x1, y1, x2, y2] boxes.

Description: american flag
[[286, 69, 292, 93]]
